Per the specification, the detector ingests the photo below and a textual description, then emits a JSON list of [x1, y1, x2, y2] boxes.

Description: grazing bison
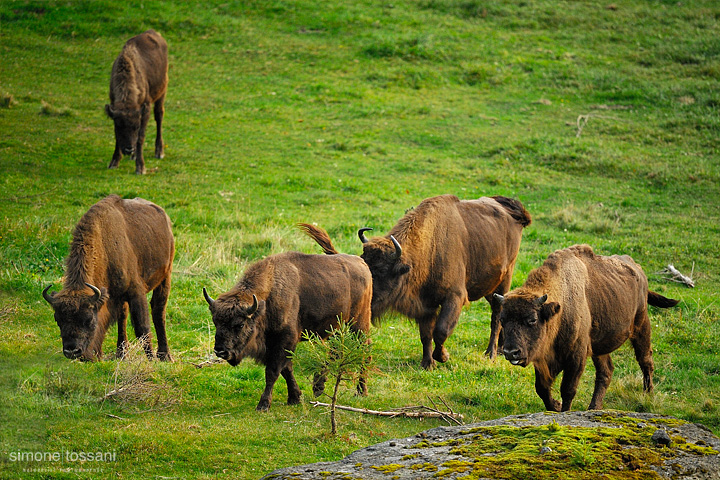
[[43, 195, 174, 361], [301, 194, 531, 369], [105, 29, 168, 175], [203, 250, 372, 411], [495, 244, 679, 412]]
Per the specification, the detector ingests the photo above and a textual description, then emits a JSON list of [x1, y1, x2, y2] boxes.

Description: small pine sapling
[[291, 319, 372, 435]]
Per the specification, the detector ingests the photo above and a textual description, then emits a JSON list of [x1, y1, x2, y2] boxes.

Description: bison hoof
[[484, 348, 497, 360], [135, 168, 146, 175], [157, 352, 173, 362], [421, 358, 436, 370], [287, 396, 301, 406], [155, 152, 164, 159], [433, 347, 450, 363], [256, 401, 271, 412]]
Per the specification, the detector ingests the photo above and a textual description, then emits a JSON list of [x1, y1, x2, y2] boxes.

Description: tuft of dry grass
[[102, 339, 180, 409], [1, 93, 17, 108], [39, 100, 74, 117]]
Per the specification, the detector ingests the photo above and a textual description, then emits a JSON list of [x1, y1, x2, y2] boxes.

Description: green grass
[[1, 0, 719, 478]]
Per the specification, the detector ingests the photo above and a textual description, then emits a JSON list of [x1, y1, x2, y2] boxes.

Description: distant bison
[[43, 195, 174, 361], [204, 249, 372, 411], [302, 195, 531, 369], [105, 30, 168, 174], [495, 244, 679, 412]]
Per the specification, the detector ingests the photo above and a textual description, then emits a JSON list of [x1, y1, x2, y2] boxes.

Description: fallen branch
[[310, 400, 464, 425], [654, 263, 695, 288]]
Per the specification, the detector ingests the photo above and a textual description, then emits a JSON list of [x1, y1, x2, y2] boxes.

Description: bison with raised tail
[[301, 194, 531, 369], [494, 244, 679, 412], [43, 195, 174, 361], [105, 30, 168, 175], [203, 249, 372, 411]]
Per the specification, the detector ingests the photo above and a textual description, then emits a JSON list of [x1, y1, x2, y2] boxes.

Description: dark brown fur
[[205, 251, 372, 411], [105, 30, 168, 174], [301, 194, 531, 369], [43, 195, 175, 361], [496, 244, 679, 412]]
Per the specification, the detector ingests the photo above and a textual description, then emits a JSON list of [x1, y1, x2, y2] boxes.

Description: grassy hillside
[[1, 1, 718, 478]]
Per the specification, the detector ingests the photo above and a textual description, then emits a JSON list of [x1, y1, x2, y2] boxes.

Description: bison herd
[[44, 31, 680, 413]]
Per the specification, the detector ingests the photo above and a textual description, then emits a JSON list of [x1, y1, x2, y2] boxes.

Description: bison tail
[[648, 291, 680, 308], [491, 196, 532, 227], [297, 223, 339, 255]]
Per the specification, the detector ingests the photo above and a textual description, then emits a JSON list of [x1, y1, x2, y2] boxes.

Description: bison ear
[[393, 262, 410, 277], [104, 104, 114, 119], [540, 302, 560, 322]]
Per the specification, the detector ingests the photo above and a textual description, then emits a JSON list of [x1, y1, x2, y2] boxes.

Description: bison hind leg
[[630, 314, 655, 393]]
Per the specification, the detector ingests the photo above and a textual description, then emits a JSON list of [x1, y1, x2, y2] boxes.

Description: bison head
[[494, 293, 560, 367], [105, 103, 147, 156], [43, 283, 109, 360], [204, 288, 266, 367], [358, 228, 410, 317]]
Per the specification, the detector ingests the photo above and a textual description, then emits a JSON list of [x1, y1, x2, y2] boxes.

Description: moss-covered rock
[[261, 411, 720, 479]]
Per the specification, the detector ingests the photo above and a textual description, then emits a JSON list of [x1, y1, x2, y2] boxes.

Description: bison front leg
[[559, 358, 587, 412], [589, 354, 614, 410], [257, 358, 284, 411], [108, 139, 122, 169], [134, 108, 151, 175], [484, 292, 505, 359], [110, 301, 130, 359], [432, 296, 464, 365], [281, 363, 302, 406], [128, 295, 154, 359], [153, 95, 165, 159], [534, 366, 561, 412]]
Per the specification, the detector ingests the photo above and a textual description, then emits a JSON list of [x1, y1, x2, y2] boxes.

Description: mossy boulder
[[262, 411, 720, 479]]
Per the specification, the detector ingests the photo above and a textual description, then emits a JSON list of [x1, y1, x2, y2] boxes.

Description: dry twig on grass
[[191, 358, 225, 369], [310, 396, 464, 426], [654, 263, 695, 288]]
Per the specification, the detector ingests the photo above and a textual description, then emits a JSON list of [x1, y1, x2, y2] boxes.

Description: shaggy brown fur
[[43, 195, 174, 361], [496, 244, 679, 412], [105, 30, 168, 174], [301, 195, 531, 369], [204, 251, 372, 411]]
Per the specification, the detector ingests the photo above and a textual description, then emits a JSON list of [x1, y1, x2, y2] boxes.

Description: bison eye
[[527, 316, 538, 326]]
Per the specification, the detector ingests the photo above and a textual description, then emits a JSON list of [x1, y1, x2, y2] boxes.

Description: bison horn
[[85, 283, 102, 303], [247, 294, 259, 315], [203, 287, 215, 306], [42, 284, 56, 305], [493, 293, 505, 304], [534, 294, 548, 306], [358, 227, 373, 244], [390, 235, 402, 258]]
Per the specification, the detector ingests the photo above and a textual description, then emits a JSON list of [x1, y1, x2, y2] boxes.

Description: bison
[[43, 195, 174, 361], [203, 249, 372, 411], [301, 194, 531, 369], [105, 30, 168, 175], [494, 244, 679, 412]]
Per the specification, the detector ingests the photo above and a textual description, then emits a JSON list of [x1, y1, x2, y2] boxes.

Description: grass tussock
[[545, 202, 621, 235], [1, 93, 17, 108], [39, 100, 74, 117], [102, 340, 180, 410]]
